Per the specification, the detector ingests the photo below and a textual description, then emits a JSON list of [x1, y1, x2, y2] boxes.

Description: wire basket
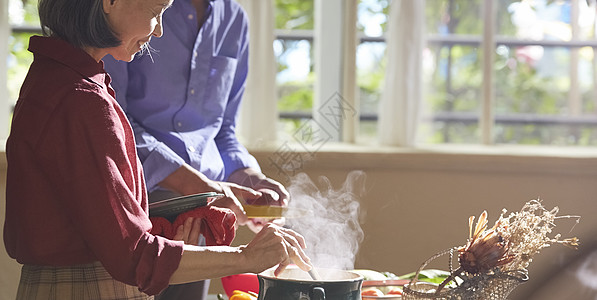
[[402, 248, 528, 300]]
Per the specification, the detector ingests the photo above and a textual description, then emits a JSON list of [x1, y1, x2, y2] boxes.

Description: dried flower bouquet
[[403, 200, 580, 300]]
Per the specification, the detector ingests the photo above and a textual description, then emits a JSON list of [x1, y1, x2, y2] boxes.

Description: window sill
[[247, 142, 597, 176]]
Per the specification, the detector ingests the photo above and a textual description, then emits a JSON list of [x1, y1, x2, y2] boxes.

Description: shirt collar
[[28, 36, 108, 88]]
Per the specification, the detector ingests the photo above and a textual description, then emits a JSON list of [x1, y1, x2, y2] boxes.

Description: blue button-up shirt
[[103, 0, 259, 191]]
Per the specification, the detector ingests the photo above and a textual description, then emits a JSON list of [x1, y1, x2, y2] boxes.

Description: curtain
[[378, 0, 425, 147], [236, 0, 278, 146]]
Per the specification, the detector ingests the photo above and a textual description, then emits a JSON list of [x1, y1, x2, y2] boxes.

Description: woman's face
[[104, 0, 173, 61]]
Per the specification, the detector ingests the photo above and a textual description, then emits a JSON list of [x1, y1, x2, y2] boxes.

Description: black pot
[[257, 267, 363, 300]]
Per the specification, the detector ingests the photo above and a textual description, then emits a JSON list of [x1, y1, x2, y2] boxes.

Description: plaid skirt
[[17, 261, 153, 300]]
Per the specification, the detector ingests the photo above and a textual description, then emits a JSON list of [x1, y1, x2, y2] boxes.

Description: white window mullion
[[1, 0, 9, 145], [569, 0, 581, 116], [341, 0, 358, 144], [481, 0, 496, 145]]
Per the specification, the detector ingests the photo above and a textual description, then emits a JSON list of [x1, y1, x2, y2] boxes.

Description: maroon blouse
[[4, 36, 184, 295]]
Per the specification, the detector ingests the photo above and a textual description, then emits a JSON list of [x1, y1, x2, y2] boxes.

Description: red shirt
[[4, 36, 184, 295]]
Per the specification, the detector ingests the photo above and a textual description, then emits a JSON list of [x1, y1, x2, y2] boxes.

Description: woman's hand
[[241, 223, 312, 276], [169, 223, 312, 285], [173, 217, 202, 245]]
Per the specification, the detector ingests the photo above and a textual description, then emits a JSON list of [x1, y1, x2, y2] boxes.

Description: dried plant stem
[[434, 266, 464, 296], [409, 247, 457, 286]]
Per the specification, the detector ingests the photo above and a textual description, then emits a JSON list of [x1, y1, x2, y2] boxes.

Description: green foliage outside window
[[7, 0, 39, 104], [8, 33, 35, 105]]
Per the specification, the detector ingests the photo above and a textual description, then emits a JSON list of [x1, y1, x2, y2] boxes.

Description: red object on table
[[221, 273, 259, 297], [150, 206, 236, 246]]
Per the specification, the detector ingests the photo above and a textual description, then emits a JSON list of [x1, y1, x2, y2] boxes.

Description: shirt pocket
[[201, 56, 238, 116]]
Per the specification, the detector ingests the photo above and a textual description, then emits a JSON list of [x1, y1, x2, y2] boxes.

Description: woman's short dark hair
[[38, 0, 121, 48]]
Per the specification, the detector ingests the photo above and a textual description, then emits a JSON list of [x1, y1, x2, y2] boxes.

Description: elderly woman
[[3, 0, 312, 299]]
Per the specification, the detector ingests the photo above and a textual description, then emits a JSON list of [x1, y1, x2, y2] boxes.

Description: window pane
[[356, 0, 390, 143], [357, 0, 390, 37], [357, 41, 386, 143], [275, 0, 314, 30], [495, 44, 597, 145], [422, 43, 483, 144], [498, 0, 596, 41], [425, 0, 483, 35], [9, 0, 39, 26], [274, 38, 314, 137], [422, 0, 484, 144], [494, 0, 597, 146], [274, 0, 315, 139]]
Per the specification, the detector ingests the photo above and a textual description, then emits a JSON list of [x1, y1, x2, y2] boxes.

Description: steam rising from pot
[[286, 171, 366, 270]]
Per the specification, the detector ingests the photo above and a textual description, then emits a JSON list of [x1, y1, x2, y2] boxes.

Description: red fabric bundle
[[149, 216, 175, 239], [150, 206, 236, 246]]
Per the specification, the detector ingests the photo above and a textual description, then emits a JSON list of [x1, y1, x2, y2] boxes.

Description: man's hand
[[229, 168, 289, 206]]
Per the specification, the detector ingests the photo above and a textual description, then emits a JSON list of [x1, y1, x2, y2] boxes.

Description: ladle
[[308, 268, 322, 281]]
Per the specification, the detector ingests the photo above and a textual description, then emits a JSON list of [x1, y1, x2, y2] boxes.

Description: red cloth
[[150, 206, 237, 246]]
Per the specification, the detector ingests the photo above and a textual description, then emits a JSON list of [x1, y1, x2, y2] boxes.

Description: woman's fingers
[[278, 226, 307, 249], [244, 223, 312, 275], [273, 243, 312, 277], [188, 218, 202, 245], [173, 217, 202, 245], [277, 228, 312, 272], [173, 217, 193, 241]]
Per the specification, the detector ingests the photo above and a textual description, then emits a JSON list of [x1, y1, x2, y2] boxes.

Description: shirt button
[[188, 146, 196, 152], [177, 122, 183, 127], [190, 89, 195, 95], [188, 14, 194, 20]]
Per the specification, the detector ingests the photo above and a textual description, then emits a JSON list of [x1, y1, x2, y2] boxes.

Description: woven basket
[[402, 248, 528, 300]]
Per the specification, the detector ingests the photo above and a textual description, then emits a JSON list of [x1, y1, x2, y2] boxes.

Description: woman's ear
[[103, 0, 117, 14]]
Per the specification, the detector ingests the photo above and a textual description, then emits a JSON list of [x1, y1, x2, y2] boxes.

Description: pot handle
[[312, 286, 325, 300]]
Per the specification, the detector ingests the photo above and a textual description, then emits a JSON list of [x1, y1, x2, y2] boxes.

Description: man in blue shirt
[[104, 0, 288, 299]]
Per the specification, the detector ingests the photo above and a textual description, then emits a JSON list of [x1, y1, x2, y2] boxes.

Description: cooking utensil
[[148, 191, 308, 220], [308, 268, 322, 281], [149, 192, 222, 221], [258, 266, 363, 300]]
